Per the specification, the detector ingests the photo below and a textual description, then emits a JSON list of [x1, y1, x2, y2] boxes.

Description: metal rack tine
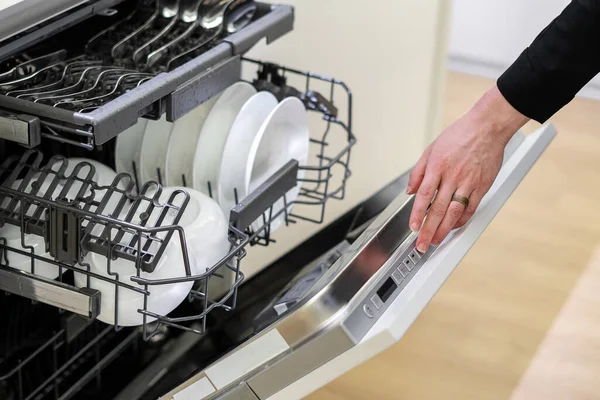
[[60, 73, 154, 110], [7, 57, 91, 97], [0, 62, 66, 93], [30, 65, 104, 102], [46, 68, 139, 107], [0, 49, 67, 83]]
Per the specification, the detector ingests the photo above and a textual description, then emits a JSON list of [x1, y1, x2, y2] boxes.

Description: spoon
[[165, 0, 256, 70], [132, 0, 182, 66], [143, 0, 204, 69]]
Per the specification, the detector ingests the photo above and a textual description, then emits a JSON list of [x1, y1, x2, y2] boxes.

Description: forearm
[[467, 86, 530, 147], [497, 0, 600, 123]]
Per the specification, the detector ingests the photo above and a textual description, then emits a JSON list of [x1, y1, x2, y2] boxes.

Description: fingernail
[[406, 185, 412, 194], [417, 243, 428, 253], [410, 222, 420, 232]]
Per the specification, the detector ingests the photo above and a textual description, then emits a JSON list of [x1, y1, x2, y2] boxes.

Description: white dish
[[221, 97, 310, 233], [115, 119, 148, 185], [159, 186, 230, 275], [217, 91, 279, 217], [74, 230, 195, 327], [49, 157, 127, 216], [73, 186, 230, 326], [192, 82, 256, 199], [165, 97, 218, 187], [0, 179, 58, 280], [1, 158, 127, 280], [139, 115, 173, 185]]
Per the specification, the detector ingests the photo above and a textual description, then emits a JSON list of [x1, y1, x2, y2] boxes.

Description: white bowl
[[165, 96, 218, 187], [0, 179, 59, 280], [49, 157, 128, 216], [74, 234, 195, 326], [1, 157, 126, 280], [192, 82, 257, 199], [217, 91, 279, 217], [221, 97, 310, 233], [73, 186, 230, 326], [161, 186, 230, 275]]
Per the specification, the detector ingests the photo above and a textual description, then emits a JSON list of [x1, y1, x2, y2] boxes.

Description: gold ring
[[451, 193, 469, 208]]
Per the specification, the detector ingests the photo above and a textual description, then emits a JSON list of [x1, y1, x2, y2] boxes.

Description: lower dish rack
[[0, 59, 356, 340], [0, 294, 143, 400]]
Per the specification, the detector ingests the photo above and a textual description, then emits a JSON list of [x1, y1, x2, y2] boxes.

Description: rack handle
[[0, 265, 101, 319], [0, 109, 41, 147], [229, 160, 298, 231]]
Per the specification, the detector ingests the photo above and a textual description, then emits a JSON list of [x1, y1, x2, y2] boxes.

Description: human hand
[[407, 86, 529, 253]]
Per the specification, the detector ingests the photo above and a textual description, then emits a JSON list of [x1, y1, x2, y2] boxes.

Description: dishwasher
[[0, 1, 556, 399]]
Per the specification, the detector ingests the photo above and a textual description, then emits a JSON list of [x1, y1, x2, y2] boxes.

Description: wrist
[[469, 85, 530, 146]]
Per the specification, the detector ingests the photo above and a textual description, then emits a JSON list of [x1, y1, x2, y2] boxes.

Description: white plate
[[165, 96, 218, 187], [115, 119, 148, 185], [248, 97, 310, 233], [217, 91, 279, 217], [140, 115, 173, 185], [192, 82, 256, 199], [73, 186, 230, 326]]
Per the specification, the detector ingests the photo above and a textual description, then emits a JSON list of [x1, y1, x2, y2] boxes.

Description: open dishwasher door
[[161, 124, 556, 400]]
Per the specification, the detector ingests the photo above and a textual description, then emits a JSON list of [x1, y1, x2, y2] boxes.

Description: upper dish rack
[[0, 58, 356, 339], [0, 0, 294, 148]]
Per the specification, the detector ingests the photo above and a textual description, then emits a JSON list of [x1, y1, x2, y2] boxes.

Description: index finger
[[409, 168, 440, 232]]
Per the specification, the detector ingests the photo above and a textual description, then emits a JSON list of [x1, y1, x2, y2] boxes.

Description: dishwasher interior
[[0, 1, 360, 399]]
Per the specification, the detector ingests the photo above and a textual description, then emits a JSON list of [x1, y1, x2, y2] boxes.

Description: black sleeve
[[497, 0, 600, 123]]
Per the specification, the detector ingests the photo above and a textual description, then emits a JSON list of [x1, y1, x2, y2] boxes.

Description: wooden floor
[[307, 71, 600, 400], [510, 246, 600, 400]]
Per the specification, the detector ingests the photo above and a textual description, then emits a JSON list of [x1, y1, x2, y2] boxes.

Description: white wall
[[448, 0, 600, 100]]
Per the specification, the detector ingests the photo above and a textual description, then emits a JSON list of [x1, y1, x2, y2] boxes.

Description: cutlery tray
[[0, 0, 294, 148], [0, 58, 356, 339]]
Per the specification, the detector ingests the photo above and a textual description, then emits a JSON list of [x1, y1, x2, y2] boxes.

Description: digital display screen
[[376, 277, 397, 303]]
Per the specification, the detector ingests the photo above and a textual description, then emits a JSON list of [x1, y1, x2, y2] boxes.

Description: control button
[[409, 249, 421, 264], [403, 258, 414, 272], [391, 270, 404, 285], [371, 294, 384, 310], [400, 265, 410, 278], [363, 304, 375, 318]]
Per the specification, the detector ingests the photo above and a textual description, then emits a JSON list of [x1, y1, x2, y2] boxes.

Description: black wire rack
[[0, 59, 355, 345], [0, 0, 258, 113], [0, 294, 141, 400]]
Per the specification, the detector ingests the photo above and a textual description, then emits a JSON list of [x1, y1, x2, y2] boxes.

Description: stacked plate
[[116, 81, 310, 234]]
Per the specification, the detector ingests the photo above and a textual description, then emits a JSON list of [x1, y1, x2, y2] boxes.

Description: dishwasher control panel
[[344, 236, 435, 339]]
